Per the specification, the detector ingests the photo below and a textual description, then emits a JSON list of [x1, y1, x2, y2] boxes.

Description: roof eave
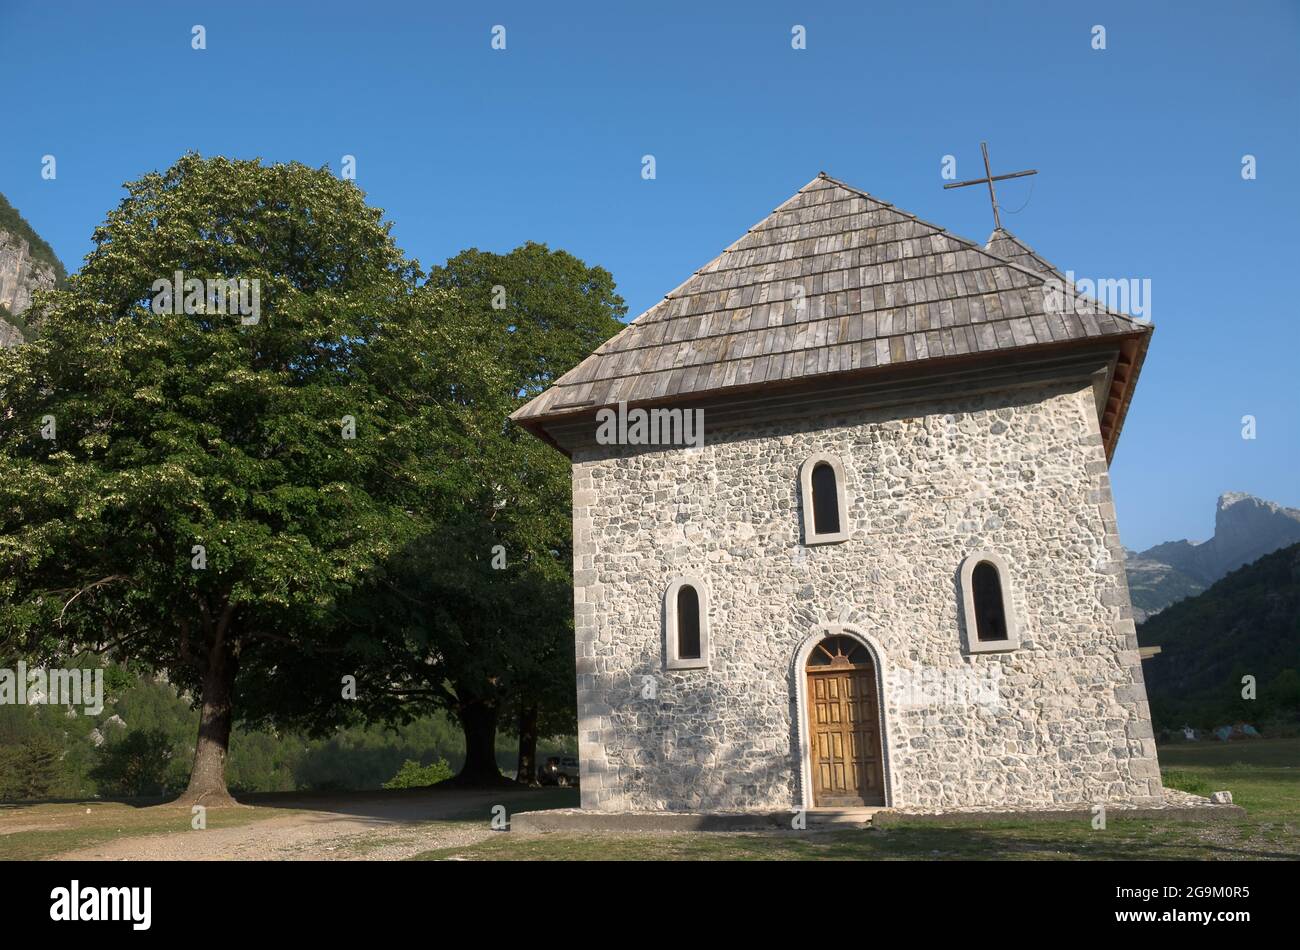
[[1101, 323, 1153, 463], [518, 330, 1152, 460]]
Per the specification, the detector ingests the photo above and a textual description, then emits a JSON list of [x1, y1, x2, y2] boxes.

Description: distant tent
[[1213, 723, 1260, 741]]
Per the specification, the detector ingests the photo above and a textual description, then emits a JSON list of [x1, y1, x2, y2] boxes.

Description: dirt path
[[51, 788, 540, 861]]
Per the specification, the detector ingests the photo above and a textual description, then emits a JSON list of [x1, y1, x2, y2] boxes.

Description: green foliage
[[1, 153, 465, 658], [258, 244, 626, 775], [306, 244, 627, 771], [0, 157, 610, 794], [0, 734, 64, 800], [90, 728, 177, 797], [0, 663, 531, 800], [0, 154, 512, 794], [0, 302, 35, 342], [0, 191, 67, 284], [0, 700, 91, 799], [0, 664, 192, 801], [382, 757, 454, 789], [427, 241, 628, 402], [1141, 543, 1300, 731]]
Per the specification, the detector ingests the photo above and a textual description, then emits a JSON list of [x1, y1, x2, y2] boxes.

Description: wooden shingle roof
[[983, 227, 1064, 280], [513, 173, 1152, 454]]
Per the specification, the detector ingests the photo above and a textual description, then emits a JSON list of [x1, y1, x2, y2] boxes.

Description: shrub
[[382, 758, 454, 789], [90, 729, 176, 797]]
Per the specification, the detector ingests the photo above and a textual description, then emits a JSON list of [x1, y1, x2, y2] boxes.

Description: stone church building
[[513, 173, 1161, 812]]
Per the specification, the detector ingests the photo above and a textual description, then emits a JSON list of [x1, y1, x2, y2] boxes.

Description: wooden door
[[807, 649, 883, 807]]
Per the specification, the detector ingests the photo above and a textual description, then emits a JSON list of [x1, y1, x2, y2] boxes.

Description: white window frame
[[664, 576, 710, 670], [959, 550, 1021, 654], [799, 453, 850, 545]]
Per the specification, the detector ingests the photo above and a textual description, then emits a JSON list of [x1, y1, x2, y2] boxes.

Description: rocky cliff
[[1127, 492, 1300, 621], [0, 191, 64, 345], [1125, 550, 1205, 623]]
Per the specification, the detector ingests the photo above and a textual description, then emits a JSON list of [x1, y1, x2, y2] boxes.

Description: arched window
[[971, 562, 1007, 642], [811, 463, 841, 535], [805, 634, 871, 667], [676, 585, 701, 660], [959, 551, 1021, 653], [664, 577, 710, 670], [799, 454, 849, 545]]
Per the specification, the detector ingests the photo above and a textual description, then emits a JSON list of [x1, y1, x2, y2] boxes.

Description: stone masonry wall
[[569, 380, 1161, 811]]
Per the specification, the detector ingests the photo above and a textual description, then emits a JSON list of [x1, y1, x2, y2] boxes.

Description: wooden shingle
[[512, 173, 1152, 428]]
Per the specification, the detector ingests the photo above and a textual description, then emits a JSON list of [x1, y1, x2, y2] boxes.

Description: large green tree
[[0, 154, 499, 803], [289, 245, 625, 783], [429, 242, 628, 403], [423, 243, 625, 781]]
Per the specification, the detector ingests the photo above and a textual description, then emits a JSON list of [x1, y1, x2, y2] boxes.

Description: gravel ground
[[52, 789, 517, 861]]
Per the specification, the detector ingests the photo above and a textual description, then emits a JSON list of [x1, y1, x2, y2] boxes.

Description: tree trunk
[[516, 704, 539, 785], [177, 642, 239, 807], [456, 700, 502, 784]]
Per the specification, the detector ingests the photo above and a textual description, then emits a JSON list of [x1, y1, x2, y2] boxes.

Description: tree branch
[[57, 575, 129, 626]]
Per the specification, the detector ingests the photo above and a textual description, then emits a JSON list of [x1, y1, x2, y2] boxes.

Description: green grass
[[0, 800, 291, 861], [412, 818, 1295, 861], [1160, 770, 1212, 797], [1158, 737, 1299, 821], [410, 738, 1300, 861]]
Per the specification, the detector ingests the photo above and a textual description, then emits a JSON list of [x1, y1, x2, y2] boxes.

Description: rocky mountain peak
[[1217, 490, 1297, 520], [1218, 490, 1255, 509], [1129, 492, 1300, 621]]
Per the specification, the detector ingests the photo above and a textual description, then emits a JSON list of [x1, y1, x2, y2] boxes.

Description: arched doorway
[[804, 634, 885, 807]]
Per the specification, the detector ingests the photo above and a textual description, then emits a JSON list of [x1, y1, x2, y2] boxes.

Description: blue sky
[[2, 0, 1296, 550]]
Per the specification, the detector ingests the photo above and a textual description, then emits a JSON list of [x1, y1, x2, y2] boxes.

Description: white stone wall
[[570, 380, 1161, 812]]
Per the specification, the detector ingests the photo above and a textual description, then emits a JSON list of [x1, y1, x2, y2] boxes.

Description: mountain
[[1138, 542, 1300, 731], [1126, 492, 1300, 621], [0, 190, 65, 345], [1125, 551, 1206, 623]]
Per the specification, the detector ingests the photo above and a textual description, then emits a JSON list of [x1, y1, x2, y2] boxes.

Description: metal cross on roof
[[943, 142, 1037, 231]]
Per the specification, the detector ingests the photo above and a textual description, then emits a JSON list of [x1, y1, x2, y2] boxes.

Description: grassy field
[[2, 739, 1293, 860], [411, 738, 1300, 861], [1157, 737, 1298, 820]]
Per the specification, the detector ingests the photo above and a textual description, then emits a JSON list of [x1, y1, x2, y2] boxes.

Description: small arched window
[[811, 463, 841, 535], [959, 551, 1021, 653], [971, 562, 1007, 641], [799, 454, 849, 545], [676, 585, 701, 660], [665, 577, 710, 670]]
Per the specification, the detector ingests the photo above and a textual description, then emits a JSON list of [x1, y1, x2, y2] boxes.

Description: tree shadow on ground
[[232, 782, 580, 824]]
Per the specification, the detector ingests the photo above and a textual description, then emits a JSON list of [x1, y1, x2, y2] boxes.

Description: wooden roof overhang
[[515, 326, 1151, 463], [511, 173, 1154, 465]]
